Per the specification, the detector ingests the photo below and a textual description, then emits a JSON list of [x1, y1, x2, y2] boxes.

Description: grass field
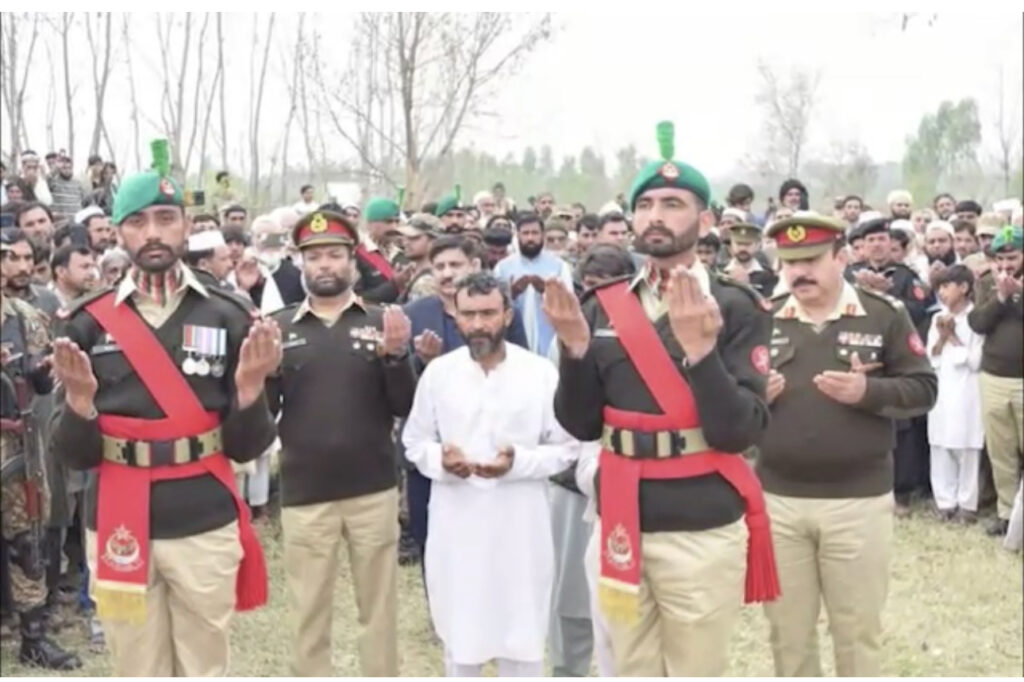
[[2, 502, 1022, 677]]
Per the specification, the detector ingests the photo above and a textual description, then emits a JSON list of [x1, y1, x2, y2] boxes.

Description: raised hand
[[849, 351, 884, 374], [542, 278, 590, 359], [666, 266, 722, 365], [442, 443, 474, 479], [380, 306, 412, 357], [235, 319, 282, 408], [52, 338, 99, 417], [394, 263, 418, 290], [813, 365, 868, 405], [414, 329, 443, 364], [766, 370, 786, 405]]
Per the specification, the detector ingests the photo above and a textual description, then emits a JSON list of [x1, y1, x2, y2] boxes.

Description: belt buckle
[[149, 439, 176, 467], [632, 431, 657, 458], [669, 430, 689, 454]]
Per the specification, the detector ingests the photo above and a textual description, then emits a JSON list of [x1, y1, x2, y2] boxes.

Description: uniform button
[[770, 348, 778, 357]]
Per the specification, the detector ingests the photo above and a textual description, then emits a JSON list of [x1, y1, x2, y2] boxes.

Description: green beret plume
[[656, 121, 674, 162], [1000, 225, 1014, 242], [397, 186, 406, 210], [150, 139, 170, 178], [454, 184, 461, 204]]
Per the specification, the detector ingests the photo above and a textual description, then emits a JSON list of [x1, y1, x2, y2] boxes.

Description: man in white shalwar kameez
[[403, 272, 578, 677]]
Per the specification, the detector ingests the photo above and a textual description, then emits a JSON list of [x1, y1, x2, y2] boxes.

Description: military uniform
[[554, 122, 778, 677], [725, 222, 779, 298], [50, 142, 276, 676], [758, 215, 937, 676], [357, 197, 404, 303], [1, 293, 80, 669]]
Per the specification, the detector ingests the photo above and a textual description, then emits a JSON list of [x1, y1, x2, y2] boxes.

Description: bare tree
[[754, 60, 820, 177], [122, 15, 142, 171], [277, 15, 305, 204], [314, 12, 552, 206], [991, 64, 1022, 196], [0, 13, 42, 164], [216, 13, 228, 173], [59, 13, 75, 156], [247, 13, 276, 202], [84, 12, 115, 160]]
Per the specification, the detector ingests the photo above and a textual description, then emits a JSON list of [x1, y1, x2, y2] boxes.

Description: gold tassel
[[95, 581, 148, 625], [598, 577, 640, 625]]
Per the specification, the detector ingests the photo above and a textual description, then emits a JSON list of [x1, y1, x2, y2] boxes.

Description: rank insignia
[[658, 162, 679, 180], [785, 225, 807, 243], [310, 213, 328, 233]]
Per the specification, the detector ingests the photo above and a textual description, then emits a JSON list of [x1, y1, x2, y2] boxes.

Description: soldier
[[544, 121, 778, 677], [724, 222, 778, 298], [759, 214, 937, 676], [435, 186, 468, 234], [357, 196, 417, 303], [1, 250, 81, 670], [48, 140, 280, 676]]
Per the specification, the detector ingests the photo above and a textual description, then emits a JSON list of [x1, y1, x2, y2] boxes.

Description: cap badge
[[159, 178, 175, 197], [310, 213, 328, 233], [785, 225, 806, 243], [659, 162, 679, 180]]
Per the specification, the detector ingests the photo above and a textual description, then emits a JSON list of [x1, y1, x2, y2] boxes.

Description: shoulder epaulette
[[55, 287, 114, 320], [579, 274, 632, 304], [208, 286, 260, 318], [856, 285, 904, 310], [714, 272, 773, 312]]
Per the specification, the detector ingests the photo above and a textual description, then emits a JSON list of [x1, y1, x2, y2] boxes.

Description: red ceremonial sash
[[84, 293, 267, 623], [593, 282, 779, 623], [356, 244, 396, 281]]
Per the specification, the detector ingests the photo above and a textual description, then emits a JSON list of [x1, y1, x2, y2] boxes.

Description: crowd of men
[[1, 130, 1022, 677]]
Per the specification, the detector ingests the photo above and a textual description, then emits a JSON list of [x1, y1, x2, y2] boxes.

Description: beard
[[519, 240, 543, 258], [634, 220, 699, 257], [131, 242, 182, 273], [928, 249, 956, 267], [4, 271, 31, 291], [307, 273, 351, 297], [734, 250, 752, 263], [465, 329, 504, 360]]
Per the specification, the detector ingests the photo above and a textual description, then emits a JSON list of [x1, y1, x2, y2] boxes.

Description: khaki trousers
[[763, 493, 893, 677], [979, 372, 1024, 520], [283, 487, 399, 677], [85, 522, 243, 676], [589, 519, 746, 676]]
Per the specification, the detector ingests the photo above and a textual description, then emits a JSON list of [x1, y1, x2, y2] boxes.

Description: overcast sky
[[4, 11, 1021, 179]]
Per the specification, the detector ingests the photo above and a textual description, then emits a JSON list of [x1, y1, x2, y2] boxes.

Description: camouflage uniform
[[1, 295, 52, 610]]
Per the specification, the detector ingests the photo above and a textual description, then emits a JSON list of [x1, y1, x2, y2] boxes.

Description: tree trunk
[[122, 15, 142, 171], [61, 13, 75, 156], [216, 13, 228, 173], [248, 13, 276, 204]]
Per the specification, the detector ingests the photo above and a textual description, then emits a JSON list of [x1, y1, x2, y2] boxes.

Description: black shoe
[[17, 607, 82, 671], [986, 519, 1010, 537]]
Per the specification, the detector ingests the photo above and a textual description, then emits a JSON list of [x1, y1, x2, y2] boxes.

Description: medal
[[211, 359, 225, 378], [196, 357, 210, 376], [182, 355, 197, 375]]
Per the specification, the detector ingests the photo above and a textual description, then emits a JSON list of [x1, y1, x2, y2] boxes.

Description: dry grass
[[3, 503, 1022, 677]]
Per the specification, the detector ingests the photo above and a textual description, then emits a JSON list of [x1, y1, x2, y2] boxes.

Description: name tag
[[90, 344, 121, 356], [594, 328, 618, 338], [837, 331, 883, 348], [282, 337, 307, 350]]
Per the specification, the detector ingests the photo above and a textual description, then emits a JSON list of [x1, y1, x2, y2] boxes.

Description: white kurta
[[926, 304, 985, 449], [402, 344, 578, 665]]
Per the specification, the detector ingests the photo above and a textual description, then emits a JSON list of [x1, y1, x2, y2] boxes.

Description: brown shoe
[[894, 503, 913, 519]]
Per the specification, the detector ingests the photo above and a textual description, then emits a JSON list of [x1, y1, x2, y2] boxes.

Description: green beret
[[991, 225, 1023, 252], [628, 121, 711, 210], [364, 197, 400, 223], [767, 214, 846, 260], [434, 184, 463, 217], [112, 170, 184, 225]]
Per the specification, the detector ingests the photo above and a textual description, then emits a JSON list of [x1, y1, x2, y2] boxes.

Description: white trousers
[[930, 446, 980, 511], [235, 451, 272, 507], [583, 524, 616, 677], [444, 649, 543, 677]]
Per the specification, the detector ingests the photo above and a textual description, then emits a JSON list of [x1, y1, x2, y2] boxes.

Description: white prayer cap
[[598, 201, 623, 217], [890, 219, 915, 235], [270, 206, 300, 232], [857, 210, 884, 226], [250, 214, 280, 236], [721, 207, 748, 221], [925, 220, 955, 237], [473, 190, 494, 206], [886, 189, 913, 206], [188, 229, 226, 253], [74, 205, 105, 225]]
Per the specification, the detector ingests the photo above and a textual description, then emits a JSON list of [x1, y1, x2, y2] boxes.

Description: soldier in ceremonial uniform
[[435, 186, 468, 234], [758, 214, 937, 676], [358, 196, 416, 304], [48, 140, 280, 676], [267, 210, 416, 677], [1, 251, 81, 670], [724, 222, 778, 298], [544, 121, 779, 677]]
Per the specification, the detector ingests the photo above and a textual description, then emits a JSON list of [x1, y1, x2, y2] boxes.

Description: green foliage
[[902, 98, 982, 202]]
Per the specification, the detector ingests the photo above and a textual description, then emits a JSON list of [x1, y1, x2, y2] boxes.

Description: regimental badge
[[908, 331, 926, 356], [605, 523, 635, 572], [658, 162, 679, 180], [310, 213, 328, 233], [786, 225, 807, 243], [101, 525, 143, 573], [912, 285, 925, 301], [750, 345, 771, 375], [159, 178, 174, 197]]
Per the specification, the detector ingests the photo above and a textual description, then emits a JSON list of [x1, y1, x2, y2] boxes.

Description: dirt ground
[[2, 501, 1022, 677]]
